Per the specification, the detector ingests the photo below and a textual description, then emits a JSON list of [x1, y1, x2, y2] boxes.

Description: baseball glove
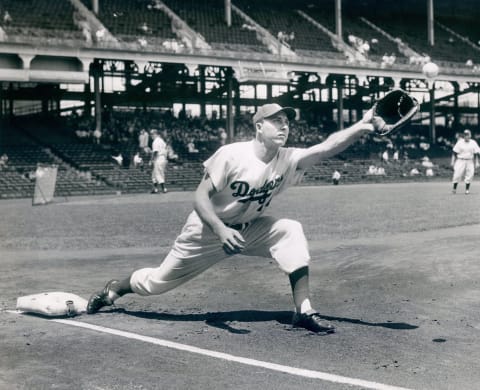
[[370, 89, 419, 136]]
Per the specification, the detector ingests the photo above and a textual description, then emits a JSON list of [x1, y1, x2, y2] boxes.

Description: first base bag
[[16, 292, 88, 317]]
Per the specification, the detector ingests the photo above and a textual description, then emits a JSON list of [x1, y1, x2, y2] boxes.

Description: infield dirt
[[1, 182, 479, 390]]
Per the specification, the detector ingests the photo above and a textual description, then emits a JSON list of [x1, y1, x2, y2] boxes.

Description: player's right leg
[[243, 216, 335, 333], [464, 161, 475, 194]]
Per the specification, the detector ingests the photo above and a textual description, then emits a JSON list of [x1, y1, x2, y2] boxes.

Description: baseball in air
[[422, 62, 439, 79]]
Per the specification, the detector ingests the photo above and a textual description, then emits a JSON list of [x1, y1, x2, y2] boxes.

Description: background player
[[87, 103, 376, 334], [150, 129, 168, 194], [451, 129, 480, 194]]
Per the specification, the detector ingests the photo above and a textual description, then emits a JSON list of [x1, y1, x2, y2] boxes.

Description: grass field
[[1, 181, 479, 390]]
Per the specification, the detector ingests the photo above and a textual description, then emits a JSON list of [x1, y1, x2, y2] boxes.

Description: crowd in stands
[[62, 107, 466, 180]]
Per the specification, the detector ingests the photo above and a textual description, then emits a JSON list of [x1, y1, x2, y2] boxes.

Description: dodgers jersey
[[453, 138, 480, 160], [203, 140, 305, 224]]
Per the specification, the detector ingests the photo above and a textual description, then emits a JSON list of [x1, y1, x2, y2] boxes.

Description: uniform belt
[[226, 222, 250, 230], [458, 158, 473, 160]]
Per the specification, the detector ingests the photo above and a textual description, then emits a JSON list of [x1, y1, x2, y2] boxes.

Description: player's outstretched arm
[[296, 109, 374, 170], [194, 173, 245, 254]]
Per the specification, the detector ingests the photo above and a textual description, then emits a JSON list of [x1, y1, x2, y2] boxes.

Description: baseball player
[[150, 129, 168, 194], [451, 129, 480, 194], [87, 103, 376, 334]]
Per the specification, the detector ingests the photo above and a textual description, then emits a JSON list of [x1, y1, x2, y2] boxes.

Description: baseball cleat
[[86, 279, 118, 314], [292, 312, 336, 334], [452, 189, 456, 194]]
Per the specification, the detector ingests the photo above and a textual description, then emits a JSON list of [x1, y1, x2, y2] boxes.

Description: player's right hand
[[218, 227, 246, 255]]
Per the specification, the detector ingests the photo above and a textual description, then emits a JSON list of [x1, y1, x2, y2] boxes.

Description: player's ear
[[255, 121, 263, 133]]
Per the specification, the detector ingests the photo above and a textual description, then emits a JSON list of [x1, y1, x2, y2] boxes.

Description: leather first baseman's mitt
[[370, 89, 419, 136]]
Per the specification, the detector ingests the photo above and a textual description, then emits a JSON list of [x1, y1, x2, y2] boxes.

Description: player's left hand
[[369, 89, 419, 136], [362, 108, 374, 124]]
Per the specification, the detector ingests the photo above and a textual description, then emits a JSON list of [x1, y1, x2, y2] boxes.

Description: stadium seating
[[233, 0, 344, 57], [0, 0, 85, 43], [364, 5, 480, 64], [81, 0, 177, 45], [161, 0, 268, 52]]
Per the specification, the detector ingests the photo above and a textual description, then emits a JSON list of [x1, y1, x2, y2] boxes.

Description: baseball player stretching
[[451, 129, 480, 194], [87, 103, 375, 333], [150, 129, 168, 194]]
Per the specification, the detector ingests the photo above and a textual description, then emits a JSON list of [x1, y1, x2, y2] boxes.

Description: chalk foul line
[[7, 310, 414, 390]]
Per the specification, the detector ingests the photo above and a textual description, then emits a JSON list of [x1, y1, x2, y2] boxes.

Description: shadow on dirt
[[102, 308, 418, 332]]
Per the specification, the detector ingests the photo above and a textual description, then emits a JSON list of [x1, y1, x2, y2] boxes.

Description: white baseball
[[422, 62, 439, 79]]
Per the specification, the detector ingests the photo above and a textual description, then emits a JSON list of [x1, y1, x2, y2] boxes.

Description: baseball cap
[[464, 129, 471, 136], [253, 103, 296, 124]]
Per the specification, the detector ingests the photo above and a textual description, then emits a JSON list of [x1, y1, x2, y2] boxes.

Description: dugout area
[[1, 182, 479, 390]]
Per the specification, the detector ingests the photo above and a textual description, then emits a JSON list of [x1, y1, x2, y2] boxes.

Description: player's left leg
[[87, 211, 230, 314], [464, 160, 475, 194], [243, 217, 335, 333]]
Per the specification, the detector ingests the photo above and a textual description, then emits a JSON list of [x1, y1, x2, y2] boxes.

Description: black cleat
[[292, 312, 336, 334], [86, 280, 118, 314]]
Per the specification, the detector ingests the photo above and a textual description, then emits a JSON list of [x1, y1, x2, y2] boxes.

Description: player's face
[[464, 133, 471, 141], [257, 111, 290, 146]]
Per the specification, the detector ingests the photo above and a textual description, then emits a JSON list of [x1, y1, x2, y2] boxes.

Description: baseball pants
[[452, 159, 475, 183], [152, 156, 167, 184], [130, 211, 311, 296]]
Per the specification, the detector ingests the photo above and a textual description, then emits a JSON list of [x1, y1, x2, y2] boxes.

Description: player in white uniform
[[451, 129, 480, 194], [150, 129, 168, 194], [87, 103, 375, 333]]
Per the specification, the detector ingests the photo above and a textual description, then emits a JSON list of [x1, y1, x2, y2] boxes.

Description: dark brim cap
[[253, 103, 296, 124]]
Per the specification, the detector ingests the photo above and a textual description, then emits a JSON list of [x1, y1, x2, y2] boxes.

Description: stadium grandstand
[[0, 0, 479, 199]]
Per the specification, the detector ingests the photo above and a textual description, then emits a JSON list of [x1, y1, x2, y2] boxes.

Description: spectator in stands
[[3, 10, 11, 25], [74, 11, 92, 45], [133, 150, 144, 169], [367, 165, 377, 175], [138, 22, 151, 34], [332, 170, 341, 185], [393, 150, 399, 163], [112, 152, 123, 167], [93, 128, 102, 144], [381, 150, 389, 164], [167, 144, 179, 162], [187, 138, 199, 154], [0, 153, 8, 169], [410, 167, 420, 176], [138, 128, 150, 153], [421, 157, 434, 168], [219, 127, 227, 146]]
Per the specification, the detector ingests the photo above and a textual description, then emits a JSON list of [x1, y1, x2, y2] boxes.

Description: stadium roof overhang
[[1, 42, 480, 85]]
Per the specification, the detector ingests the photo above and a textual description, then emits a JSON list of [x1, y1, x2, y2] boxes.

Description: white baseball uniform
[[151, 136, 167, 184], [130, 140, 310, 296], [452, 138, 480, 184]]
